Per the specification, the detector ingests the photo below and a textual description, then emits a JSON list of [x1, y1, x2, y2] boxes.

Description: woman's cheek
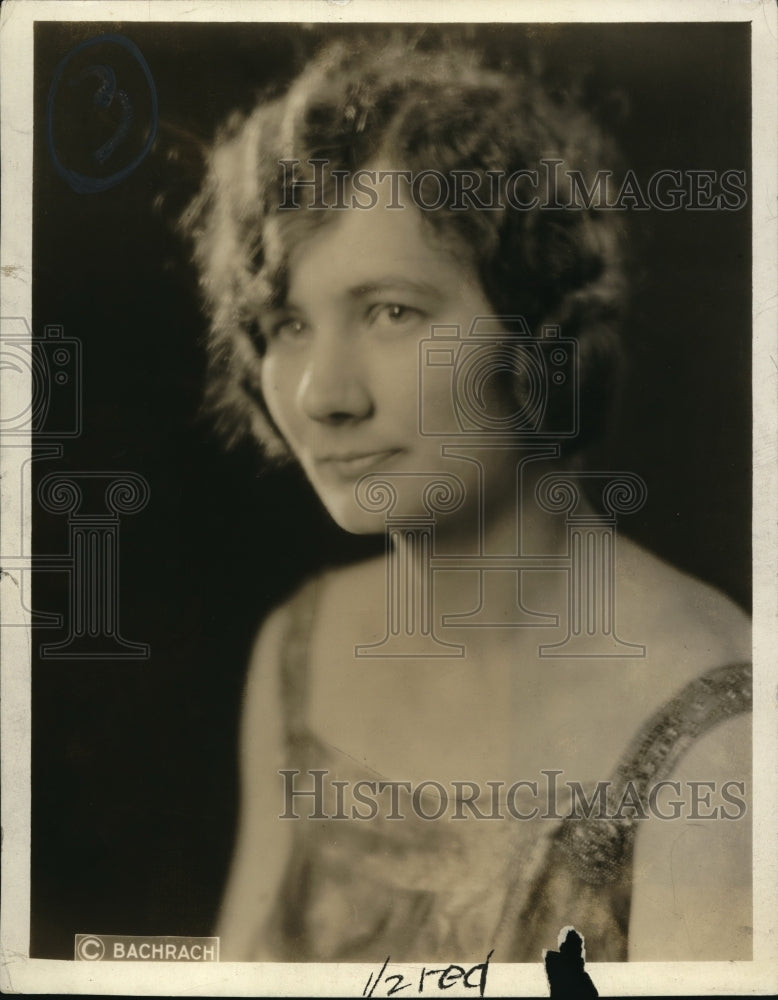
[[260, 358, 296, 441]]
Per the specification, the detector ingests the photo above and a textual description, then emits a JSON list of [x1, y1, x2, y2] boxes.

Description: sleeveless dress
[[255, 578, 751, 963]]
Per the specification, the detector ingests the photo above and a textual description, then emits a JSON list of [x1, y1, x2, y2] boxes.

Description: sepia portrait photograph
[[1, 1, 776, 996]]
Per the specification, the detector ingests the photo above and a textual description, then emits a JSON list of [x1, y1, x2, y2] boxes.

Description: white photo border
[[1, 0, 776, 995]]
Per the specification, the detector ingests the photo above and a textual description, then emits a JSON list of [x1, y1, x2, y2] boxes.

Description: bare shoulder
[[241, 579, 318, 729], [613, 537, 752, 791], [246, 559, 386, 688], [247, 570, 336, 669], [617, 541, 753, 959], [247, 595, 294, 666], [628, 710, 752, 960], [616, 535, 751, 683]]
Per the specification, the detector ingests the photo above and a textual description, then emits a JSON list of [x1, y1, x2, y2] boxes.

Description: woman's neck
[[386, 452, 587, 624]]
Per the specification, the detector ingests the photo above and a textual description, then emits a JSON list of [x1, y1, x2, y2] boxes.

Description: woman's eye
[[268, 317, 308, 343], [368, 303, 423, 330]]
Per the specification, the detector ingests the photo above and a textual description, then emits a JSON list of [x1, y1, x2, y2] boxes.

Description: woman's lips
[[315, 449, 403, 479]]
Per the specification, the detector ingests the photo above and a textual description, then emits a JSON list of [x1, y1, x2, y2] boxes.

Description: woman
[[182, 37, 751, 963]]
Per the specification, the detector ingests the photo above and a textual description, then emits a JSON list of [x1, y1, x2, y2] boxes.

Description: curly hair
[[181, 36, 628, 458]]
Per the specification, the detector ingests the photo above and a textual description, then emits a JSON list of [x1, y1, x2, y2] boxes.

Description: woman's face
[[259, 191, 522, 535]]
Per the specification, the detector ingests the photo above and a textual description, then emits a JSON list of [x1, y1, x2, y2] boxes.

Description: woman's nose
[[297, 334, 374, 424]]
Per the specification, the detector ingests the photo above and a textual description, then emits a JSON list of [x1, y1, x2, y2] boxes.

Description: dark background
[[30, 21, 751, 957]]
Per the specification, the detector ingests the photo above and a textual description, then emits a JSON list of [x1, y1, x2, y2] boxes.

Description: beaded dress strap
[[278, 576, 321, 748], [559, 660, 752, 884]]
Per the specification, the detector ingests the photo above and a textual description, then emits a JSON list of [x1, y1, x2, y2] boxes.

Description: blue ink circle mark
[[47, 34, 158, 194]]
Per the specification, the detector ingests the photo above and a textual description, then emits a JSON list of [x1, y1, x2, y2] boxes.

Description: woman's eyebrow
[[348, 278, 444, 300]]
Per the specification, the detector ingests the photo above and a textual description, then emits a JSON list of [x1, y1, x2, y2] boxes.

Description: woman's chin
[[324, 498, 388, 536]]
